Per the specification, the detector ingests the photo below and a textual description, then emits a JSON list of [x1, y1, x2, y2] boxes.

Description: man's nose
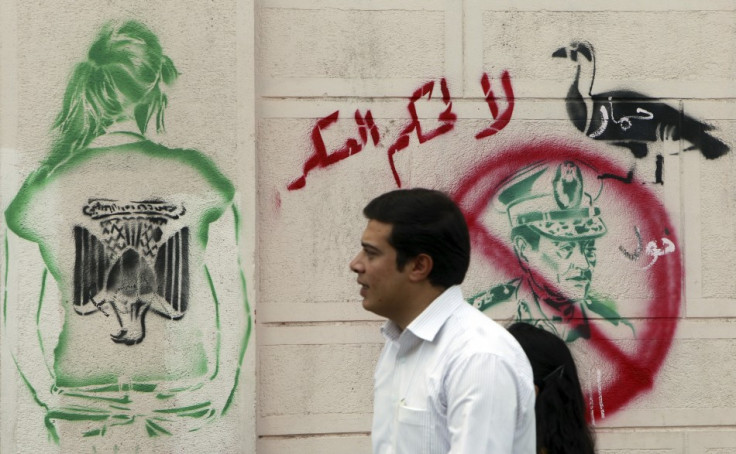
[[349, 254, 363, 273], [569, 246, 590, 270]]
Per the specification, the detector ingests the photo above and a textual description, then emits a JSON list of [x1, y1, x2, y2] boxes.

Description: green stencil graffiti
[[467, 161, 634, 342], [3, 20, 251, 442]]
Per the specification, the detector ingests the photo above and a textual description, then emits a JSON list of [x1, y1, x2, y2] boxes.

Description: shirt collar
[[380, 285, 464, 343]]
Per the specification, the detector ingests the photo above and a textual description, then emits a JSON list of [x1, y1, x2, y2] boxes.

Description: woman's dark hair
[[363, 188, 470, 288], [507, 322, 595, 454]]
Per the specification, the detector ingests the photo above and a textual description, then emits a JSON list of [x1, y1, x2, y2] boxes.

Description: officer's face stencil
[[515, 234, 597, 302], [487, 160, 606, 303]]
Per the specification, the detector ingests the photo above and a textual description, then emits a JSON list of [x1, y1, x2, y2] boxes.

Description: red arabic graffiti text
[[476, 70, 514, 140], [288, 72, 515, 191]]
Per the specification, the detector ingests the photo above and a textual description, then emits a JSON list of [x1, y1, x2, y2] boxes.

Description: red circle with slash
[[453, 141, 681, 420]]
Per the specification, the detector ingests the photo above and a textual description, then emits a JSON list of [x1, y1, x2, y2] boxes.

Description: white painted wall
[[1, 1, 734, 453], [255, 1, 736, 453], [0, 1, 256, 452]]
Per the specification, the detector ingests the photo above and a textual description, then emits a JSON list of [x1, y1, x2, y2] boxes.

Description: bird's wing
[[150, 227, 189, 319], [72, 226, 111, 315]]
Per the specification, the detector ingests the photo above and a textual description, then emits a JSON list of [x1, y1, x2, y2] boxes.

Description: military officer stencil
[[469, 160, 634, 342]]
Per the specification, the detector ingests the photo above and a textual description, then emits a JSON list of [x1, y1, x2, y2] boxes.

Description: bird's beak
[[552, 47, 567, 58]]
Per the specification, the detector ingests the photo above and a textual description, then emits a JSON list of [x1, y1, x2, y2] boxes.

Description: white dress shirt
[[372, 286, 536, 454]]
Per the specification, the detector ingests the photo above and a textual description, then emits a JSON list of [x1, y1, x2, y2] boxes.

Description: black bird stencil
[[553, 41, 729, 182]]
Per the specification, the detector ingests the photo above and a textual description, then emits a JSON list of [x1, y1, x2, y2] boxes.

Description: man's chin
[[362, 299, 387, 319], [361, 298, 375, 313], [560, 277, 588, 295]]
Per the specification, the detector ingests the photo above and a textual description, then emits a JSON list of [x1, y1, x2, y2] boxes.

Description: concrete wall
[[1, 1, 735, 453], [0, 1, 256, 452], [256, 1, 735, 453]]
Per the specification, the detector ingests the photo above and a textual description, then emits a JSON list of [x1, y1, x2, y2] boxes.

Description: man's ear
[[514, 236, 530, 263], [407, 253, 434, 282]]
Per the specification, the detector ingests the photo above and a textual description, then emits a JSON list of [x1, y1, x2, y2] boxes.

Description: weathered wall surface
[[256, 1, 736, 453], [2, 1, 735, 453], [0, 0, 256, 453]]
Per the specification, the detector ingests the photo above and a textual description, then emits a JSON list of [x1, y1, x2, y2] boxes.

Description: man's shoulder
[[442, 304, 535, 394], [445, 302, 527, 363]]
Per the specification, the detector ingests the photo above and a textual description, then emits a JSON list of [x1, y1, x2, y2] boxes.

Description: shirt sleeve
[[444, 352, 535, 454]]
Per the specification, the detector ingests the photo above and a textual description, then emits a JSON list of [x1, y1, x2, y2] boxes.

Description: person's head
[[507, 322, 595, 454], [349, 188, 470, 324], [48, 20, 178, 168], [498, 161, 606, 301]]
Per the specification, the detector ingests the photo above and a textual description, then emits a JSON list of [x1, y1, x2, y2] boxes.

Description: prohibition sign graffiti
[[453, 141, 682, 420]]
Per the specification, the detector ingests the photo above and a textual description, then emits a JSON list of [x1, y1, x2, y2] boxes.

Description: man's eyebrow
[[361, 242, 381, 253]]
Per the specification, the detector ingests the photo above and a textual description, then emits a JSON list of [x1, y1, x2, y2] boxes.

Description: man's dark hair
[[363, 188, 470, 288]]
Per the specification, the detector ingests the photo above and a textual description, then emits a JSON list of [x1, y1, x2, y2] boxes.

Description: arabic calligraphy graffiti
[[642, 237, 676, 270], [619, 226, 643, 260], [386, 78, 456, 187], [287, 71, 515, 190], [475, 70, 515, 140], [588, 97, 654, 138], [619, 227, 677, 269], [287, 110, 379, 190]]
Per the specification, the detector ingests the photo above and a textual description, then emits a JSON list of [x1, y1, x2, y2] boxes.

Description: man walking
[[350, 188, 535, 453]]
